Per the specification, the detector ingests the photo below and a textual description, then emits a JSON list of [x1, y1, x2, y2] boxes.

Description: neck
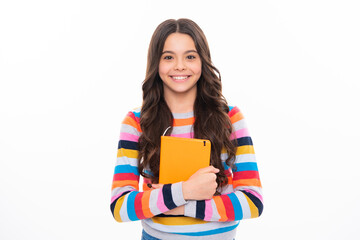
[[164, 89, 196, 113]]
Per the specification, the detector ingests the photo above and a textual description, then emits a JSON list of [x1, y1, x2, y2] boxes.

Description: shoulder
[[120, 106, 142, 132], [227, 105, 245, 124], [123, 106, 141, 121], [130, 106, 141, 121]]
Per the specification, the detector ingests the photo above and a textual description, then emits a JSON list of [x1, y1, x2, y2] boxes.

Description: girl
[[110, 18, 263, 240]]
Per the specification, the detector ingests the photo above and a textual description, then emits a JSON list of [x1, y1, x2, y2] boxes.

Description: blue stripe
[[229, 106, 234, 111], [236, 136, 253, 146], [144, 169, 154, 176], [126, 191, 139, 221], [118, 140, 138, 150], [223, 162, 230, 170], [133, 111, 141, 118], [114, 164, 139, 175], [174, 221, 240, 236], [234, 162, 258, 172], [228, 192, 243, 220]]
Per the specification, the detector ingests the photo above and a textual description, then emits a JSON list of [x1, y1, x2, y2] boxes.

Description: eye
[[163, 55, 173, 60], [187, 55, 196, 60]]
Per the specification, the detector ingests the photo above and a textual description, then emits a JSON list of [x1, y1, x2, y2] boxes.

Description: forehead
[[162, 33, 196, 52]]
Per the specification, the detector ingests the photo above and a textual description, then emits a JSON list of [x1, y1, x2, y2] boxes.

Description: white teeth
[[172, 76, 189, 80]]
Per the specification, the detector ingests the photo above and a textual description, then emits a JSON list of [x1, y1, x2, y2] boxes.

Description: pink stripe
[[204, 199, 213, 221], [230, 128, 249, 140], [244, 189, 263, 202], [170, 132, 193, 138], [110, 190, 131, 204], [156, 189, 169, 212], [120, 132, 139, 142]]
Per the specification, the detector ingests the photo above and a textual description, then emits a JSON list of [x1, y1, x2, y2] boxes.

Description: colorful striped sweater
[[110, 106, 263, 240]]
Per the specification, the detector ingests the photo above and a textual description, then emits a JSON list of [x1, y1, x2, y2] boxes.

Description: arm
[[183, 106, 264, 221], [110, 110, 188, 222]]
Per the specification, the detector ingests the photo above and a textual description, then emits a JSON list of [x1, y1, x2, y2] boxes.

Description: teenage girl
[[110, 18, 263, 240]]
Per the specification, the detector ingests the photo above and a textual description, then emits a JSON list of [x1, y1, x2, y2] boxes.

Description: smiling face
[[158, 33, 202, 101]]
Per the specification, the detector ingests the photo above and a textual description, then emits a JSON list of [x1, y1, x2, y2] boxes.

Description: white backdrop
[[1, 0, 359, 239]]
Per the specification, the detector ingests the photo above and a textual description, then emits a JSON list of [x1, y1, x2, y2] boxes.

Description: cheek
[[192, 62, 202, 75], [158, 63, 170, 78]]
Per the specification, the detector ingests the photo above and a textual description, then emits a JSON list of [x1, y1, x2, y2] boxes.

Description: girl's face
[[159, 33, 202, 99]]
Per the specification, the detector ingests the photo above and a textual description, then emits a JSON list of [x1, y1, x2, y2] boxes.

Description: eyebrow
[[161, 50, 198, 55]]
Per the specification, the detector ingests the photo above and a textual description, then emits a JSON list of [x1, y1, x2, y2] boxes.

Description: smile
[[170, 75, 191, 81]]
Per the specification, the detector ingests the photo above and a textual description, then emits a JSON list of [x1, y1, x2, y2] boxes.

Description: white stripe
[[121, 123, 140, 136], [220, 184, 234, 194], [144, 218, 239, 233], [142, 221, 238, 240], [210, 200, 221, 221], [149, 189, 162, 215], [119, 193, 131, 222], [111, 186, 136, 198], [116, 156, 138, 167], [171, 182, 187, 206], [171, 125, 194, 135], [233, 153, 256, 164], [232, 118, 247, 130], [235, 191, 251, 219], [221, 153, 256, 164]]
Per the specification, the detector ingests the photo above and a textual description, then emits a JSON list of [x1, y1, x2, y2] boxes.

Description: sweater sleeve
[[184, 106, 263, 221], [110, 110, 188, 222]]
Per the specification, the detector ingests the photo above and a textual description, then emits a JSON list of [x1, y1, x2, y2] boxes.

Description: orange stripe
[[233, 179, 262, 188], [141, 190, 153, 218], [173, 117, 195, 127], [143, 183, 151, 191], [213, 195, 227, 221], [227, 176, 233, 185], [112, 180, 139, 190], [230, 111, 244, 124], [122, 116, 142, 132]]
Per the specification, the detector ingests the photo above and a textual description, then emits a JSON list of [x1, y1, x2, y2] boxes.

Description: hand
[[182, 165, 219, 200], [163, 205, 184, 215], [150, 183, 164, 189]]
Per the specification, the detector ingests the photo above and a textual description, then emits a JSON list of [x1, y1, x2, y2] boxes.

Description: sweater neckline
[[171, 110, 194, 119]]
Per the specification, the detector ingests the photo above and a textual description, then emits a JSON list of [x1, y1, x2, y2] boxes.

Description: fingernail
[[147, 183, 152, 188]]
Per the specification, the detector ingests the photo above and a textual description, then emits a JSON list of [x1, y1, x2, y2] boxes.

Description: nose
[[175, 59, 186, 71]]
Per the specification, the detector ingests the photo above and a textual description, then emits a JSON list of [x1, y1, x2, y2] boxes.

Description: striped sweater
[[110, 106, 263, 240]]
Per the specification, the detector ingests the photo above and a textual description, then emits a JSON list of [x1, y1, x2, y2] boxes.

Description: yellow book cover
[[159, 136, 211, 184]]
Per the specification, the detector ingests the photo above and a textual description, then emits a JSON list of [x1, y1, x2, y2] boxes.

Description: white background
[[1, 0, 359, 239]]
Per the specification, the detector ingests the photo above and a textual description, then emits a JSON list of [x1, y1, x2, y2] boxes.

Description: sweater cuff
[[184, 200, 197, 218], [170, 181, 187, 207]]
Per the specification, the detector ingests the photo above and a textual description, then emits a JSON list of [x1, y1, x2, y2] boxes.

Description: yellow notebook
[[159, 136, 211, 184]]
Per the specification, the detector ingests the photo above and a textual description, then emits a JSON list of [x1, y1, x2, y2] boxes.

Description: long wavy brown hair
[[138, 18, 237, 193]]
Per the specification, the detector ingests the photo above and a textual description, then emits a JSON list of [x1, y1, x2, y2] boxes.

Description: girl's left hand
[[150, 183, 185, 215]]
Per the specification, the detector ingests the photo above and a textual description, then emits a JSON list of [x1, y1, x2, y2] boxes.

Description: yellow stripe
[[114, 196, 126, 222], [221, 145, 255, 154], [117, 148, 139, 158], [151, 216, 208, 225], [236, 145, 254, 155], [244, 194, 259, 218]]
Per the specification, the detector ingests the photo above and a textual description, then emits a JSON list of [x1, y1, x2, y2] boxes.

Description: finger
[[151, 184, 164, 189], [198, 165, 219, 173]]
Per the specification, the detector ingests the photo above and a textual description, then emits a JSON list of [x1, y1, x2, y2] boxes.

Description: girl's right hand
[[182, 166, 220, 200]]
